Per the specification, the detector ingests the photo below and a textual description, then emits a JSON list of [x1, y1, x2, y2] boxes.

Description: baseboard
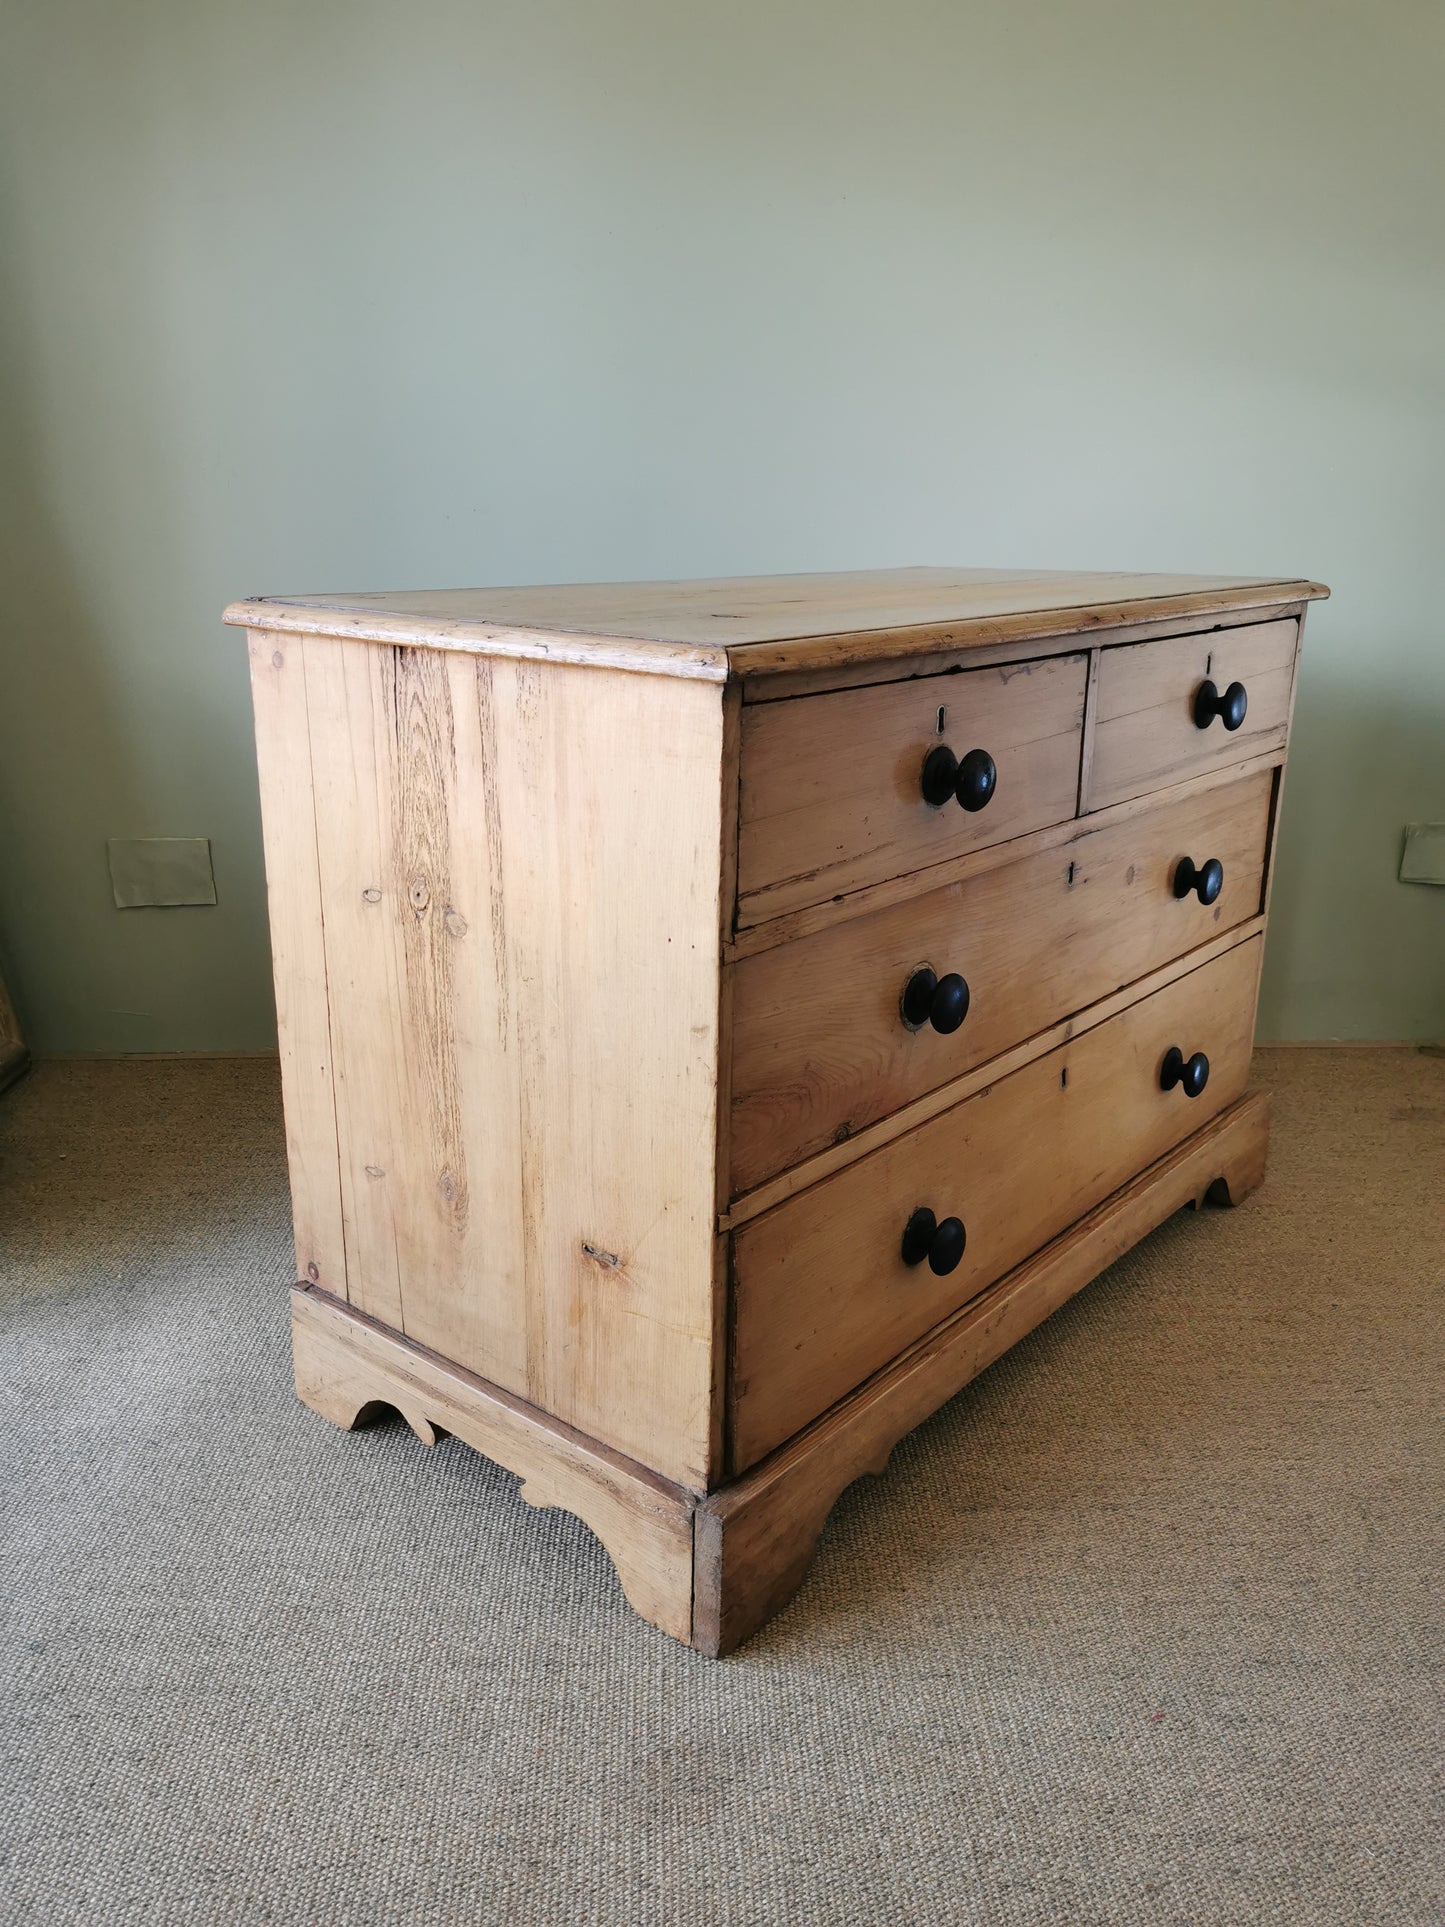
[[38, 1049, 282, 1062], [1254, 1039, 1431, 1050]]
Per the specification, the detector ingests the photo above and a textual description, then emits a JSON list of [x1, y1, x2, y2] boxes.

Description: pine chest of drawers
[[228, 565, 1328, 1653]]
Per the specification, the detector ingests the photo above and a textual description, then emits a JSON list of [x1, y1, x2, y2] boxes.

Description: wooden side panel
[[301, 642, 723, 1491], [245, 630, 347, 1296], [301, 638, 403, 1329], [736, 653, 1088, 923], [1088, 619, 1297, 811], [730, 933, 1264, 1471], [729, 768, 1274, 1192]]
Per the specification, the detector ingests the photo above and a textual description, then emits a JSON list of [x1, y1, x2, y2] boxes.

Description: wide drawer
[[729, 767, 1273, 1195], [736, 653, 1088, 924], [730, 933, 1263, 1472], [1088, 619, 1296, 811]]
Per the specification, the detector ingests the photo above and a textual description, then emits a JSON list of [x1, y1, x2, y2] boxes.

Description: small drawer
[[729, 934, 1262, 1472], [736, 653, 1088, 924], [1088, 619, 1297, 811], [728, 767, 1273, 1195]]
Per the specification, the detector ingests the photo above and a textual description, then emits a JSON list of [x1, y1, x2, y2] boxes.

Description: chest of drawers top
[[231, 564, 1326, 682]]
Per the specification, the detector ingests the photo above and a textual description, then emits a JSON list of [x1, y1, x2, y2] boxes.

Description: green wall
[[2, 0, 1441, 1051]]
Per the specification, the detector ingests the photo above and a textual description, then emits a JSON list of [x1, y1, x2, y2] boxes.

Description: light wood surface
[[1087, 618, 1298, 812], [225, 568, 1328, 683], [235, 562, 1319, 1653], [723, 918, 1267, 1229], [302, 634, 521, 1365], [725, 747, 1287, 961], [291, 1286, 696, 1643], [257, 632, 726, 1491], [246, 632, 348, 1295], [1259, 606, 1312, 925], [694, 1090, 1272, 1656], [729, 769, 1273, 1192], [738, 599, 1315, 704], [730, 935, 1264, 1471], [737, 652, 1088, 923]]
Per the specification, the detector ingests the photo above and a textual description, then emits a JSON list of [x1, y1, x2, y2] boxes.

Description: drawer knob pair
[[901, 1207, 967, 1276], [921, 745, 997, 812], [1193, 678, 1248, 731], [901, 966, 971, 1035], [1173, 855, 1224, 905], [1160, 1046, 1210, 1098]]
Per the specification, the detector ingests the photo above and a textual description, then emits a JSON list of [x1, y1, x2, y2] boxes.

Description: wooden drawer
[[736, 653, 1088, 923], [730, 933, 1263, 1472], [1089, 619, 1297, 811], [728, 769, 1273, 1195]]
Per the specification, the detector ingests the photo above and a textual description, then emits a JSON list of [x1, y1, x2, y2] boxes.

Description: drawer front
[[1089, 619, 1297, 811], [730, 934, 1263, 1472], [729, 768, 1273, 1195], [737, 653, 1088, 924]]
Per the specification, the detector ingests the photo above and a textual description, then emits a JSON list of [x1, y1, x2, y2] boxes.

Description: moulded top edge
[[223, 568, 1328, 680]]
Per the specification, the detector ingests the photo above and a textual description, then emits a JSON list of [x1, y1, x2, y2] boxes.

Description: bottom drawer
[[730, 934, 1263, 1472]]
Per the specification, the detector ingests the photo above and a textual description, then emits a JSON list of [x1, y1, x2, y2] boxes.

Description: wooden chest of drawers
[[228, 565, 1327, 1653]]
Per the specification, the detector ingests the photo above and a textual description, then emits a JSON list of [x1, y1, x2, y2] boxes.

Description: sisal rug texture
[[1, 1050, 1441, 1925]]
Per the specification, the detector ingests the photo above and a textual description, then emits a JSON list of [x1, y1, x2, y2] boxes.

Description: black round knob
[[920, 745, 997, 811], [955, 747, 997, 812], [901, 967, 971, 1035], [901, 1207, 967, 1275], [920, 745, 959, 806], [1193, 679, 1248, 731], [1160, 1046, 1210, 1098], [1173, 856, 1224, 905]]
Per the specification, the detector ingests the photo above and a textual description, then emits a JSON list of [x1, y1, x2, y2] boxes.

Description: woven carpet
[[2, 1050, 1441, 1925]]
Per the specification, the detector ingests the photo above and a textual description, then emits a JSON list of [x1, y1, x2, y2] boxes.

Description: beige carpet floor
[[1, 1050, 1441, 1925]]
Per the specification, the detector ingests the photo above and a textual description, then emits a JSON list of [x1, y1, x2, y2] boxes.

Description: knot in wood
[[408, 875, 431, 916]]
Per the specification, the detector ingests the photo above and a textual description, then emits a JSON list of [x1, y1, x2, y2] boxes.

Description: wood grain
[[225, 568, 1328, 681], [245, 630, 348, 1297], [292, 1285, 697, 1644], [1088, 619, 1298, 811], [737, 653, 1088, 923], [739, 601, 1314, 704], [695, 1090, 1272, 1655], [1258, 604, 1313, 924], [729, 769, 1273, 1192], [730, 934, 1264, 1471], [724, 918, 1266, 1228], [294, 640, 725, 1491], [725, 747, 1288, 962]]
